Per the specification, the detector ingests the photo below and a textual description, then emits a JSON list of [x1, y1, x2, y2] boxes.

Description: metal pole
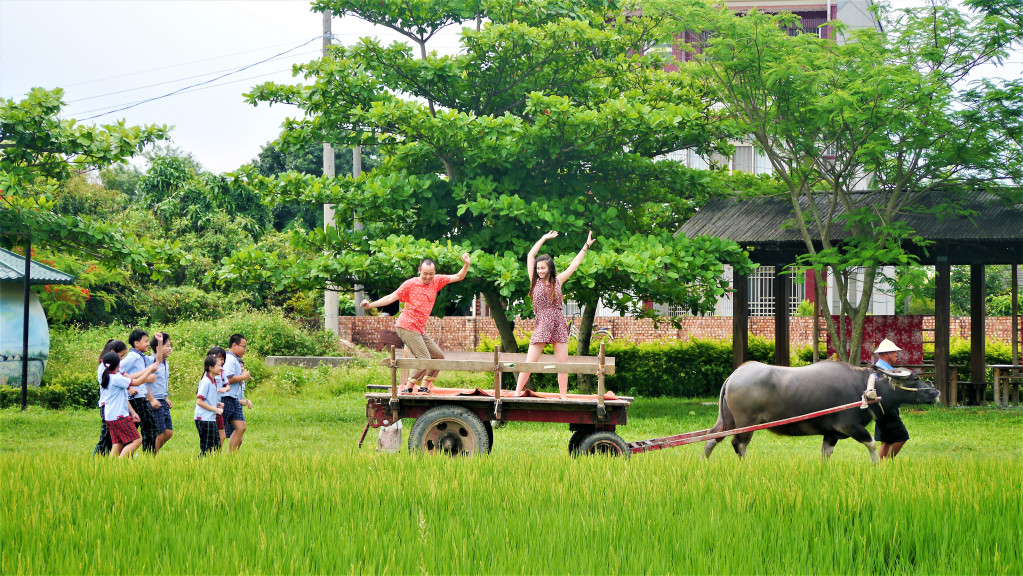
[[353, 145, 364, 316], [21, 236, 30, 411], [322, 10, 340, 335]]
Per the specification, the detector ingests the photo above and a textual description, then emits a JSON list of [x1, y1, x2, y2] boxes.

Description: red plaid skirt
[[215, 414, 225, 430], [107, 415, 140, 445]]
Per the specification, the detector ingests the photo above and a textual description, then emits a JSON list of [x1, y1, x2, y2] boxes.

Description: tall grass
[[5, 323, 1023, 573], [2, 450, 1021, 574]]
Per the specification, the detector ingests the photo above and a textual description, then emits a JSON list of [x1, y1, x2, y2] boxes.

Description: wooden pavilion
[[678, 191, 1023, 405]]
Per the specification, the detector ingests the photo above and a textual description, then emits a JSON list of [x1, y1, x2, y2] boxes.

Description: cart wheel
[[575, 431, 629, 458], [484, 420, 495, 453], [408, 406, 490, 456], [568, 430, 588, 454]]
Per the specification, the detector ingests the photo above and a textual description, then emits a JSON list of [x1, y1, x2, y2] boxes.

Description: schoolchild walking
[[121, 329, 162, 453], [222, 334, 254, 452], [194, 354, 225, 457], [206, 346, 231, 446], [100, 348, 163, 458], [94, 339, 127, 456], [148, 332, 174, 455]]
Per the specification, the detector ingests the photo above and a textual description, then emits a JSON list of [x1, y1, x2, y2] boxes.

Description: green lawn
[[2, 364, 1022, 574]]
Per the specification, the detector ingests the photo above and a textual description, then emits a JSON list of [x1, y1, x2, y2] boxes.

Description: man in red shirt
[[361, 253, 471, 393]]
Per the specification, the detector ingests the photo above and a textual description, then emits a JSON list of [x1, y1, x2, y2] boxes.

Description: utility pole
[[353, 145, 364, 316], [322, 10, 340, 335]]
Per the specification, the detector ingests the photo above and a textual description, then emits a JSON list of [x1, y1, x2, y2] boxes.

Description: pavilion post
[[934, 257, 951, 405], [970, 263, 986, 405], [773, 267, 790, 366], [22, 236, 30, 411], [733, 271, 749, 369]]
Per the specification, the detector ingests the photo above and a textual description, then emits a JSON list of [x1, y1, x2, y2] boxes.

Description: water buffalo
[[704, 361, 940, 462]]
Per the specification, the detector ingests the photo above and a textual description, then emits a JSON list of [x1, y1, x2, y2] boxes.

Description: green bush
[[947, 337, 1015, 381], [128, 285, 244, 324], [477, 335, 780, 397], [34, 310, 345, 410]]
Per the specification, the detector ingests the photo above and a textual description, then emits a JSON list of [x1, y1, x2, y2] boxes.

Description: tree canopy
[[225, 0, 755, 351], [650, 0, 1023, 361], [0, 87, 177, 276]]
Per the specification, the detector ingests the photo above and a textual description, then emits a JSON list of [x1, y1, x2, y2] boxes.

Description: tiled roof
[[678, 191, 1023, 265], [0, 248, 76, 284]]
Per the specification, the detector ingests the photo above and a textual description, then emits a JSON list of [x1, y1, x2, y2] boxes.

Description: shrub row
[[478, 335, 791, 397], [10, 310, 343, 410]]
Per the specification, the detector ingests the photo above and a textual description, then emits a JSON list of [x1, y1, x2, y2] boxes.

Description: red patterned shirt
[[394, 275, 453, 334]]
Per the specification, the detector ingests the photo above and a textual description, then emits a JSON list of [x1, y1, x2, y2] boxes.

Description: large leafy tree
[[224, 0, 754, 352], [0, 87, 174, 275], [651, 0, 1023, 362]]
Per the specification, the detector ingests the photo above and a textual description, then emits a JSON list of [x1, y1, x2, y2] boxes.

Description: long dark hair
[[99, 339, 127, 362], [101, 351, 120, 389], [530, 254, 560, 305]]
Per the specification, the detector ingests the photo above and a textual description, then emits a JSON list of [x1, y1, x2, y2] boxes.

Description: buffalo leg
[[846, 427, 879, 463], [731, 432, 753, 458], [704, 438, 719, 459], [821, 435, 839, 459]]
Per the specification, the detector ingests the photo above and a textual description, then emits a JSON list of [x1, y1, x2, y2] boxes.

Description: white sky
[[1, 0, 1020, 174]]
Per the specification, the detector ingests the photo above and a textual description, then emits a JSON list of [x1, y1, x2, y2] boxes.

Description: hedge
[[7, 310, 342, 410], [478, 335, 793, 397]]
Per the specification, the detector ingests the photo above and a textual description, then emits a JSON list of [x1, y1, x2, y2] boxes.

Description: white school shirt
[[103, 372, 133, 421], [222, 352, 246, 400], [96, 363, 106, 407], [194, 375, 221, 422], [120, 349, 151, 398]]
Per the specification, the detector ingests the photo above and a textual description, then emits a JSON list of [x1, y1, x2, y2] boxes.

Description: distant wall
[[338, 316, 1021, 351]]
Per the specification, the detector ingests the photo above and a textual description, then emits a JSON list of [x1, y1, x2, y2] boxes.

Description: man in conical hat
[[872, 338, 910, 459]]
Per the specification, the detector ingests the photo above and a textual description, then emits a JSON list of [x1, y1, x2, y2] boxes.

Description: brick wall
[[339, 315, 1021, 351]]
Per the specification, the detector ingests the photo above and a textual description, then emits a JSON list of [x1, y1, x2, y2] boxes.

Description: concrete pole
[[322, 10, 339, 335], [353, 145, 364, 316]]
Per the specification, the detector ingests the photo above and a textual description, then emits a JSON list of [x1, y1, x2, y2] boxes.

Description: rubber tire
[[408, 405, 491, 456], [484, 420, 494, 453], [575, 431, 629, 458], [568, 430, 589, 455]]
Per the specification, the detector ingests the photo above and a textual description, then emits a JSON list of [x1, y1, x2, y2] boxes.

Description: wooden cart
[[362, 343, 633, 456]]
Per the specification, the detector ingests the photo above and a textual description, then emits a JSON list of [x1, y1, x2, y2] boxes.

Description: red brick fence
[[339, 316, 1020, 351]]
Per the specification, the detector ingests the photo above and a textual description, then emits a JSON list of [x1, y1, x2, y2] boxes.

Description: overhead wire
[[67, 68, 298, 116], [61, 38, 330, 88], [67, 50, 320, 104], [74, 35, 326, 121]]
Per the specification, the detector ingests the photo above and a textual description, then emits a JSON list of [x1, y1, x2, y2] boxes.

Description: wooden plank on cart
[[377, 351, 615, 372], [385, 358, 614, 375]]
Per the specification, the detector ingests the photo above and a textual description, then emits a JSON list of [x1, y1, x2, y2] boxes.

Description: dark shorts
[[195, 420, 221, 456], [874, 407, 910, 444], [108, 415, 140, 446], [150, 399, 173, 433], [221, 396, 245, 424], [216, 414, 225, 430]]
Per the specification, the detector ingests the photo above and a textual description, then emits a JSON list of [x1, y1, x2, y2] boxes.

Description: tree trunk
[[483, 291, 518, 353], [483, 291, 518, 388], [575, 298, 598, 393]]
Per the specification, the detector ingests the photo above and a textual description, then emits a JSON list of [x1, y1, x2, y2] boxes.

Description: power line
[[61, 38, 328, 88], [75, 36, 324, 122], [66, 50, 320, 104], [66, 68, 298, 117]]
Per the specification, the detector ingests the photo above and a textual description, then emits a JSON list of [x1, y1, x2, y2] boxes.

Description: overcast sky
[[1, 0, 1020, 175]]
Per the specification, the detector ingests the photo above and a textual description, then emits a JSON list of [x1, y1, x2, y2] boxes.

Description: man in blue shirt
[[872, 339, 909, 459]]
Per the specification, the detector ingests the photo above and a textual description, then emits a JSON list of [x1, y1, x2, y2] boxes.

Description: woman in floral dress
[[514, 230, 595, 398]]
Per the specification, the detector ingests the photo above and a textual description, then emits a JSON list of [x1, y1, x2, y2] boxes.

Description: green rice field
[[2, 361, 1022, 574]]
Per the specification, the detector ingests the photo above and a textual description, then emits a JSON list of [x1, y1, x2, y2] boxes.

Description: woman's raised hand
[[542, 230, 559, 241], [584, 231, 596, 248]]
